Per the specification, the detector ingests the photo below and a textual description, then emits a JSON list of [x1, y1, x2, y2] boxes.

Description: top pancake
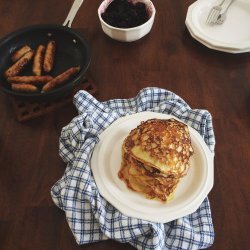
[[123, 118, 194, 176]]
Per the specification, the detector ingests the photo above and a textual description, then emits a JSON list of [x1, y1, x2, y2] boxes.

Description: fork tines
[[206, 0, 226, 25]]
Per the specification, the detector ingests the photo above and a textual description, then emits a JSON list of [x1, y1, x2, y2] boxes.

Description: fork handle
[[222, 0, 235, 14], [219, 0, 227, 6]]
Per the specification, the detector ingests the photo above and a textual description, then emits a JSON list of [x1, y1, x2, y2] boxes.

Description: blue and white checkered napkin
[[51, 87, 215, 250]]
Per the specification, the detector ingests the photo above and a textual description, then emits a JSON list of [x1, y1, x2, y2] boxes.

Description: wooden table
[[0, 0, 249, 249]]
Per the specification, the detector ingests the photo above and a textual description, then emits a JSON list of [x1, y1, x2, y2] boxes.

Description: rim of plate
[[185, 19, 248, 53]]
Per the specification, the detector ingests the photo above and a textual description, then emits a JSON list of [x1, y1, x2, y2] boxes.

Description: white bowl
[[98, 0, 156, 42]]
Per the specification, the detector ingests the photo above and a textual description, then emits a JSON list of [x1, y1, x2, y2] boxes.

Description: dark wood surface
[[0, 0, 249, 249]]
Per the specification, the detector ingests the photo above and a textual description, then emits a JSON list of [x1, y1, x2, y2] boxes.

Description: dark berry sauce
[[101, 0, 149, 28]]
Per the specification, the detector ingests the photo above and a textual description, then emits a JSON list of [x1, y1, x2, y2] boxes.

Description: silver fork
[[206, 0, 226, 25], [216, 0, 235, 25]]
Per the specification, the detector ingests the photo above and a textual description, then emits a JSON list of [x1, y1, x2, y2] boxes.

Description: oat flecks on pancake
[[118, 118, 194, 202]]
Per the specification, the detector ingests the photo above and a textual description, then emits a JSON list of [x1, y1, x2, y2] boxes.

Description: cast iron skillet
[[0, 0, 90, 102]]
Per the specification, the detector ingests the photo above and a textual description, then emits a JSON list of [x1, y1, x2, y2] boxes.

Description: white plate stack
[[185, 0, 250, 53]]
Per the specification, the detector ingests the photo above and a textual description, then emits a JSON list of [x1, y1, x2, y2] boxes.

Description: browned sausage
[[4, 50, 34, 78], [42, 66, 80, 92], [33, 45, 45, 76], [43, 41, 56, 73], [11, 83, 38, 93], [7, 75, 53, 85], [11, 45, 31, 62]]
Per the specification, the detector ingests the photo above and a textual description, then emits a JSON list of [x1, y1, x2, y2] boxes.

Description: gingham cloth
[[51, 87, 215, 250]]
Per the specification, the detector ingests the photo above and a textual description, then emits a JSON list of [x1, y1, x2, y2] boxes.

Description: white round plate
[[185, 0, 250, 53], [91, 112, 214, 223], [186, 18, 249, 53]]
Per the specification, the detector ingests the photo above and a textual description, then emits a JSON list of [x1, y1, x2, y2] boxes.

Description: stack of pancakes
[[118, 118, 194, 202]]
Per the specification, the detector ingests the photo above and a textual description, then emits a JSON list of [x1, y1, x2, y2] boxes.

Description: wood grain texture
[[0, 0, 249, 249]]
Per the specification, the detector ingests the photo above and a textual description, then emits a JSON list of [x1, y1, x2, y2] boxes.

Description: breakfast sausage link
[[33, 45, 45, 76], [42, 66, 80, 92], [4, 50, 34, 78], [11, 83, 38, 93], [7, 75, 53, 85], [43, 40, 56, 73], [11, 45, 31, 62]]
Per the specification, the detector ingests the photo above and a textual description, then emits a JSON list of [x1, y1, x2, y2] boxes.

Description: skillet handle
[[63, 0, 84, 28]]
